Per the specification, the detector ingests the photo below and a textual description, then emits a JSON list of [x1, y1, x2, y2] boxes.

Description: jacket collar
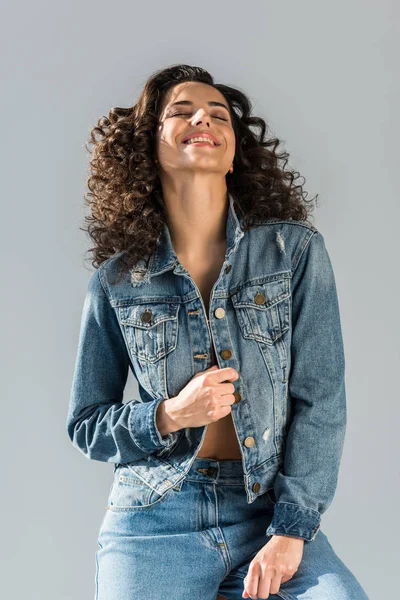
[[129, 191, 245, 287]]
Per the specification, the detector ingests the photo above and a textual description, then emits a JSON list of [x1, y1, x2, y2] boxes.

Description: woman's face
[[154, 81, 236, 177]]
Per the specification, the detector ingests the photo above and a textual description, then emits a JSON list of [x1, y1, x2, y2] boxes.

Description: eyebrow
[[167, 100, 230, 113]]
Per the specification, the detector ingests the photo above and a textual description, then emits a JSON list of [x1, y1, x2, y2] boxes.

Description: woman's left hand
[[242, 535, 304, 599]]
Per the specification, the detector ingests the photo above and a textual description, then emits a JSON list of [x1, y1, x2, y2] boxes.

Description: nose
[[192, 109, 211, 127]]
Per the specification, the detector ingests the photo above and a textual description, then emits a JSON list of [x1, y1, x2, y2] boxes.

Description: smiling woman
[[69, 64, 369, 600], [81, 63, 316, 284]]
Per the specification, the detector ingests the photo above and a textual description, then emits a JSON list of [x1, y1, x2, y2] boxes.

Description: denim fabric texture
[[67, 192, 347, 545], [94, 458, 368, 599]]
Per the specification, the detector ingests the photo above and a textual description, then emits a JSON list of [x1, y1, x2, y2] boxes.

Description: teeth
[[185, 137, 217, 145]]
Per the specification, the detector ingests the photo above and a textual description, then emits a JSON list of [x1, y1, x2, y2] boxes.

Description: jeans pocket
[[107, 468, 173, 512]]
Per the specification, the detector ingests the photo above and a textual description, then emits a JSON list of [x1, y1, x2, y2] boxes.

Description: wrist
[[156, 398, 180, 436], [271, 534, 305, 543]]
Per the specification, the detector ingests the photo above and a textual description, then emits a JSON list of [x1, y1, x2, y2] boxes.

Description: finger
[[245, 573, 264, 600], [217, 389, 236, 407], [266, 572, 283, 596], [210, 367, 238, 382], [254, 573, 273, 600]]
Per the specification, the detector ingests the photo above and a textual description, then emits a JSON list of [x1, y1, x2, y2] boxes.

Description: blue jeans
[[95, 458, 368, 599]]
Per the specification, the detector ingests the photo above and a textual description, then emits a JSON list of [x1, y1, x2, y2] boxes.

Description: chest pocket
[[231, 278, 290, 345], [119, 302, 180, 363]]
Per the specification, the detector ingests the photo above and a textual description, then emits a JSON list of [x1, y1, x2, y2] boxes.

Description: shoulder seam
[[254, 220, 318, 233], [292, 230, 319, 274], [97, 265, 111, 302]]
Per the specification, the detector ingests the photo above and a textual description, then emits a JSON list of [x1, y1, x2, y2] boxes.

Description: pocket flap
[[231, 278, 290, 311], [120, 302, 180, 329]]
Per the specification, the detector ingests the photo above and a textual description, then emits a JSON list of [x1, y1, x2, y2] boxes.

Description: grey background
[[1, 1, 398, 598]]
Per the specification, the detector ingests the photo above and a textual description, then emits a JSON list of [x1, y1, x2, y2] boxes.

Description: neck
[[160, 177, 229, 261]]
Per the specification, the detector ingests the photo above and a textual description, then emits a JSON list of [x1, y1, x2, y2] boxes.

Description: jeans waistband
[[186, 458, 245, 484]]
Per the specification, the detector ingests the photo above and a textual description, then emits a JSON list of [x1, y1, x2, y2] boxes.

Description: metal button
[[254, 291, 266, 305], [225, 265, 232, 274], [252, 482, 261, 493], [244, 436, 255, 448], [197, 466, 217, 477], [233, 391, 242, 404], [215, 307, 225, 319], [220, 348, 232, 360], [141, 309, 153, 323]]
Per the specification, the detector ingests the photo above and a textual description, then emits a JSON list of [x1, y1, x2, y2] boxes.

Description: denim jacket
[[66, 192, 346, 543]]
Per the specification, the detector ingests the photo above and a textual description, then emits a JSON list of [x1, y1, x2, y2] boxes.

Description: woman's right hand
[[166, 365, 240, 429]]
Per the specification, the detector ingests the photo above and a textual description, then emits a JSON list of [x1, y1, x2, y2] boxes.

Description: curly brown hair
[[81, 63, 318, 283]]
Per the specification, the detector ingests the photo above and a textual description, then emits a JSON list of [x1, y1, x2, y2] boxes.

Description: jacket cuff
[[129, 397, 180, 454], [266, 502, 321, 542]]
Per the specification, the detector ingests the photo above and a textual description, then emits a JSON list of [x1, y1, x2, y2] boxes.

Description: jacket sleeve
[[66, 266, 181, 464], [266, 230, 347, 542]]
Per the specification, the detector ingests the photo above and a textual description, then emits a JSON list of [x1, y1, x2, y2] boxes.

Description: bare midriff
[[196, 411, 243, 460]]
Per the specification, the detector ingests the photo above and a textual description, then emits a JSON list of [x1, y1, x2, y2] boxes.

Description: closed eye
[[170, 112, 228, 121]]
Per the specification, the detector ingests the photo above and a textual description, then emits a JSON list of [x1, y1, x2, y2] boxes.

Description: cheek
[[226, 134, 236, 158], [155, 123, 175, 148], [157, 130, 182, 154], [224, 126, 235, 147]]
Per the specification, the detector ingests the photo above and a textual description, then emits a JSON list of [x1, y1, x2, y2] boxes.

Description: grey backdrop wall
[[1, 1, 398, 598]]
